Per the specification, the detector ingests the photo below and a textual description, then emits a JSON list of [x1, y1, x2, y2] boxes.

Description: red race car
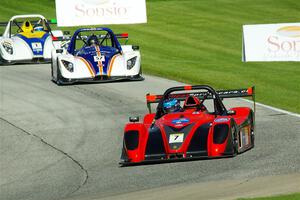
[[120, 85, 255, 165]]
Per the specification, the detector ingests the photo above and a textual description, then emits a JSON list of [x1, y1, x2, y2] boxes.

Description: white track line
[[241, 98, 300, 118]]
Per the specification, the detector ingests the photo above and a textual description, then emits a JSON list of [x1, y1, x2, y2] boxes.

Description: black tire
[[120, 146, 127, 161], [55, 60, 64, 86], [51, 60, 54, 80], [249, 113, 255, 148], [139, 65, 143, 76], [251, 130, 255, 148], [56, 69, 63, 85], [233, 138, 239, 155], [231, 121, 239, 155]]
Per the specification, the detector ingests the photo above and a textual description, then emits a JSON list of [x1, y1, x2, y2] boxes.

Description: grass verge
[[1, 0, 299, 113], [238, 193, 300, 200]]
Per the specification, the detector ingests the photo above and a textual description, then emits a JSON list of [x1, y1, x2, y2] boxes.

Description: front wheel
[[54, 63, 64, 86], [139, 65, 142, 76], [51, 60, 54, 80], [56, 67, 63, 86]]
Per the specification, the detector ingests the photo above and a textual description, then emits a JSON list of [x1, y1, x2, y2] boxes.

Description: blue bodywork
[[68, 28, 123, 76]]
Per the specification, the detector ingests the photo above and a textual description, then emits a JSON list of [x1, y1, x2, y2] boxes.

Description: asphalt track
[[0, 64, 299, 200]]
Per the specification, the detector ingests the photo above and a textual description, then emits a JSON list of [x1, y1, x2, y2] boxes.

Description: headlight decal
[[127, 56, 137, 70], [2, 42, 13, 55], [61, 60, 74, 72]]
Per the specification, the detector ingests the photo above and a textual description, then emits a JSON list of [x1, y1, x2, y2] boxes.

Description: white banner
[[242, 23, 300, 62], [55, 0, 147, 27]]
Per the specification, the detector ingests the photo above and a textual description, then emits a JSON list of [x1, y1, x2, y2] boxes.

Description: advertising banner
[[243, 23, 300, 61], [55, 0, 147, 27]]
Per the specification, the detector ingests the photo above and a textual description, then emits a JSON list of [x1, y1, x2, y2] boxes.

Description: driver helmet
[[34, 26, 44, 32], [163, 98, 181, 113], [87, 35, 99, 46]]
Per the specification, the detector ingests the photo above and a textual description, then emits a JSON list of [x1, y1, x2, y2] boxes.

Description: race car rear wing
[[0, 19, 58, 26], [146, 86, 255, 113], [71, 33, 129, 40], [49, 32, 128, 44], [69, 33, 129, 43], [0, 22, 8, 26]]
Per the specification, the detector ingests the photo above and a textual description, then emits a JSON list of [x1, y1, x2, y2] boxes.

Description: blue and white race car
[[0, 14, 64, 65], [51, 27, 143, 85]]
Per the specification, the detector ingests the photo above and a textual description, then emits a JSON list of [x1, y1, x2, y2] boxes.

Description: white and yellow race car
[[0, 14, 64, 65]]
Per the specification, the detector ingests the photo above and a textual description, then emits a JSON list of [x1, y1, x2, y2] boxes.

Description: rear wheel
[[251, 130, 255, 148], [250, 114, 255, 148], [233, 138, 239, 155], [231, 122, 239, 155]]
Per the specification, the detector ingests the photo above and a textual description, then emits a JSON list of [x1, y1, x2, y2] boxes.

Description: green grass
[[238, 193, 300, 200], [1, 0, 299, 113]]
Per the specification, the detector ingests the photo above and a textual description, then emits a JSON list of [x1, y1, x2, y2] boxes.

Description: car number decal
[[94, 55, 105, 62], [31, 42, 42, 52], [169, 133, 184, 143]]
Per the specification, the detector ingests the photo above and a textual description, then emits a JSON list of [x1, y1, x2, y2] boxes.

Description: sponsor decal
[[169, 133, 184, 144], [243, 23, 300, 61], [55, 0, 147, 26], [214, 118, 229, 123], [276, 26, 300, 38], [172, 118, 190, 124], [75, 1, 128, 18], [267, 26, 300, 54]]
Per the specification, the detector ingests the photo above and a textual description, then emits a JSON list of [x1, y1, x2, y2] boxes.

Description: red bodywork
[[120, 85, 255, 165]]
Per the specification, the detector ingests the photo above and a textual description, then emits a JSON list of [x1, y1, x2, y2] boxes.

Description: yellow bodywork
[[18, 20, 47, 38]]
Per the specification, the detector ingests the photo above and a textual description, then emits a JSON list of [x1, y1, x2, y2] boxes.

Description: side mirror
[[227, 110, 236, 115], [63, 31, 70, 35], [129, 116, 139, 122], [132, 45, 139, 50], [56, 49, 63, 53]]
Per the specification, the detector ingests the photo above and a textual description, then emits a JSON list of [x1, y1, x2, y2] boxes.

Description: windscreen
[[165, 89, 216, 113], [74, 30, 114, 51]]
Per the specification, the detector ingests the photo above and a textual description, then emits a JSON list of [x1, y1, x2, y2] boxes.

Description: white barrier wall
[[55, 0, 147, 27], [242, 23, 300, 62]]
